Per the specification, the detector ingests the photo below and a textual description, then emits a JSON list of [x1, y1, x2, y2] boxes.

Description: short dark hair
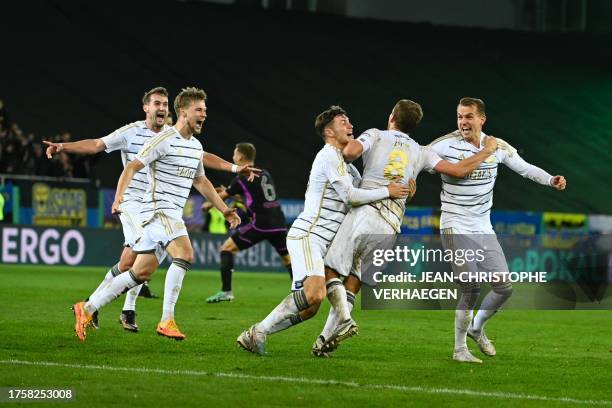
[[235, 142, 256, 162], [391, 99, 423, 134], [142, 86, 168, 105], [314, 105, 347, 140], [459, 97, 486, 116], [174, 87, 207, 117]]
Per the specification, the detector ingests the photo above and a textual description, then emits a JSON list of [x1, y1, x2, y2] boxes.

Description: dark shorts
[[230, 222, 288, 256]]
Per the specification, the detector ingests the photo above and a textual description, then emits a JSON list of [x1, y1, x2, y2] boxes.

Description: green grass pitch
[[0, 265, 611, 407]]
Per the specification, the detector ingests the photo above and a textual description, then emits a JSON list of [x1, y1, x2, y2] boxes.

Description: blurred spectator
[[54, 152, 74, 178], [31, 144, 51, 175], [0, 99, 94, 178]]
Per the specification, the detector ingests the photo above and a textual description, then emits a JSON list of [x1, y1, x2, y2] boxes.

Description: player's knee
[[118, 250, 136, 272], [176, 251, 194, 264], [344, 275, 361, 294], [118, 259, 131, 272], [305, 286, 326, 306], [324, 266, 339, 281], [132, 268, 152, 282], [458, 286, 481, 310], [220, 239, 237, 253], [492, 283, 513, 298]]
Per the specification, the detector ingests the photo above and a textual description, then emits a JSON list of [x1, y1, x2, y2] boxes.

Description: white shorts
[[287, 234, 327, 291], [118, 201, 144, 247], [440, 227, 508, 277], [325, 205, 397, 281], [132, 211, 182, 264]]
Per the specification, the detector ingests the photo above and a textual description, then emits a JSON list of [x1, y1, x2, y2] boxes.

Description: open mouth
[[156, 112, 166, 120], [196, 120, 204, 127]]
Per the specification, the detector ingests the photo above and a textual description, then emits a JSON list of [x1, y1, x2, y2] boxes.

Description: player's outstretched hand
[[551, 175, 566, 190], [387, 182, 411, 199], [223, 208, 241, 229], [483, 136, 498, 154], [111, 197, 123, 215], [43, 141, 63, 159], [237, 165, 262, 182], [215, 185, 227, 194]]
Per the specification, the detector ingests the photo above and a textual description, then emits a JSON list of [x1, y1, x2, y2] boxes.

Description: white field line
[[1, 359, 610, 406]]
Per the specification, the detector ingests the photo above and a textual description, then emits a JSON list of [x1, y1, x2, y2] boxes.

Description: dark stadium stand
[[1, 1, 610, 214]]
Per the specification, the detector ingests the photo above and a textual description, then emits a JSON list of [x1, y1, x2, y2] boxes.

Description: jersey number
[[261, 175, 276, 201], [384, 149, 408, 180]]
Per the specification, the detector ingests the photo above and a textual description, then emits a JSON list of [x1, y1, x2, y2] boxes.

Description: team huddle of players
[[48, 87, 566, 364]]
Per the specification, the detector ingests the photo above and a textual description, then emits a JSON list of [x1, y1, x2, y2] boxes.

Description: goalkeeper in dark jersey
[[206, 143, 291, 303]]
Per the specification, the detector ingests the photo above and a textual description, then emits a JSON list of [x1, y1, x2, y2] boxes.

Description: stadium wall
[[0, 225, 287, 272], [1, 1, 610, 214]]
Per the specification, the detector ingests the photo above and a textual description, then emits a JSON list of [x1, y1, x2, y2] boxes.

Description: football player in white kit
[[430, 97, 566, 363], [237, 106, 412, 356], [45, 87, 257, 333], [71, 87, 241, 341], [311, 99, 499, 357]]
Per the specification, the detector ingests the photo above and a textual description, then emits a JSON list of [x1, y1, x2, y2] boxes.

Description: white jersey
[[430, 130, 553, 231], [136, 126, 205, 222], [101, 121, 169, 205], [289, 144, 388, 246], [356, 128, 441, 232]]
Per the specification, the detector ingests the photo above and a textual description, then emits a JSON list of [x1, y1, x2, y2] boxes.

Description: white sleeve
[[100, 128, 128, 153], [425, 143, 445, 174], [428, 136, 448, 158], [347, 163, 362, 187], [502, 150, 553, 186], [195, 153, 205, 177], [136, 138, 169, 167], [356, 128, 380, 154], [324, 153, 389, 206], [419, 146, 442, 173]]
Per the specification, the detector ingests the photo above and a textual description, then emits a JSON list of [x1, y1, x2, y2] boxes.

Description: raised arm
[[504, 151, 566, 190], [202, 151, 261, 181], [111, 160, 144, 214], [342, 139, 364, 162], [433, 136, 498, 178], [43, 138, 106, 158], [192, 175, 241, 228]]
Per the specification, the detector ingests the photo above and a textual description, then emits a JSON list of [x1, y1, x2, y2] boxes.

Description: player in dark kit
[[206, 143, 292, 303]]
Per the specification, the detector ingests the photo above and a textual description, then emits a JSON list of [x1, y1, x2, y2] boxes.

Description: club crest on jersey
[[484, 154, 498, 164]]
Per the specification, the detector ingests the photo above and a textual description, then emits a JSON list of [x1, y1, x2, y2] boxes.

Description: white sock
[[86, 270, 142, 314], [258, 290, 307, 334], [326, 278, 350, 322], [320, 307, 339, 341], [454, 309, 473, 350], [88, 263, 122, 299], [122, 284, 142, 311], [161, 259, 190, 322], [268, 313, 303, 334], [321, 289, 355, 341], [347, 291, 355, 313], [472, 286, 512, 332]]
